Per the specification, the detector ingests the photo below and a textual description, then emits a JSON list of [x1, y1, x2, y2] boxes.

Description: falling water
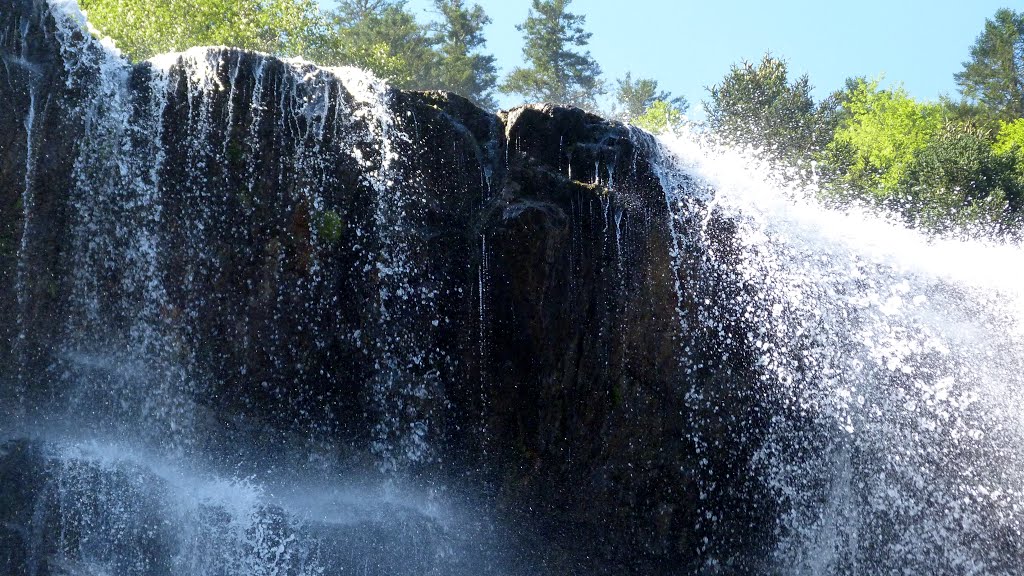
[[339, 68, 445, 473], [5, 436, 500, 576], [652, 129, 1024, 574], [14, 85, 36, 393], [12, 0, 1024, 572], [0, 2, 501, 573], [29, 0, 447, 464]]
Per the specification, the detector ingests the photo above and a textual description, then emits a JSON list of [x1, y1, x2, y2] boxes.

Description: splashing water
[[4, 436, 500, 576], [651, 128, 1024, 574], [3, 4, 502, 571], [24, 0, 448, 467], [18, 1, 1024, 572]]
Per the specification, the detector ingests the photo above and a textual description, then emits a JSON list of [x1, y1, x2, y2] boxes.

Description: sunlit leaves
[[317, 1, 438, 90], [632, 100, 686, 134], [614, 73, 687, 121], [828, 79, 944, 196], [426, 0, 498, 109], [994, 118, 1024, 172], [80, 0, 325, 60], [899, 123, 1024, 232]]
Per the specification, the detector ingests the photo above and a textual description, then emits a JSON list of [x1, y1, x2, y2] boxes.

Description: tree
[[633, 100, 686, 134], [703, 54, 835, 164], [898, 123, 1023, 232], [335, 0, 390, 20], [825, 78, 944, 197], [79, 0, 325, 61], [995, 118, 1024, 165], [318, 0, 439, 90], [994, 119, 1024, 190], [955, 8, 1024, 121], [427, 0, 498, 110], [614, 72, 687, 122], [500, 0, 603, 110]]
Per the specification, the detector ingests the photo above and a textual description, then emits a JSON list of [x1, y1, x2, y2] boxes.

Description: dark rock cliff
[[0, 0, 772, 573]]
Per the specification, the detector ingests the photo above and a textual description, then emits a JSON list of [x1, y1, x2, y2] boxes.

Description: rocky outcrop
[[0, 0, 772, 573]]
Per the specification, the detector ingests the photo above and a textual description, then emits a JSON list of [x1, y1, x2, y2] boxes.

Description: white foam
[[650, 128, 1024, 573]]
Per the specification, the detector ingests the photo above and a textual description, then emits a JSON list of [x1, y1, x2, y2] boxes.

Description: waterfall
[[4, 437, 501, 576], [652, 129, 1024, 574], [14, 84, 36, 397], [22, 0, 449, 465], [0, 2, 504, 573], [7, 0, 1024, 573]]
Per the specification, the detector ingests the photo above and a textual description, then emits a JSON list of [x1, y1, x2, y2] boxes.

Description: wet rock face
[[0, 441, 43, 575], [481, 105, 697, 571], [0, 0, 771, 573]]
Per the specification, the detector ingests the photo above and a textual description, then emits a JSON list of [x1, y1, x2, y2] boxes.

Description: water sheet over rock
[[2, 0, 1023, 574]]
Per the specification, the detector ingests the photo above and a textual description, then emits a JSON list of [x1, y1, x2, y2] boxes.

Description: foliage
[[898, 123, 1023, 232], [334, 0, 390, 20], [74, 0, 1024, 237], [703, 54, 835, 164], [614, 72, 687, 122], [79, 0, 326, 61], [938, 95, 1000, 132], [317, 0, 439, 90], [954, 8, 1024, 121], [500, 0, 603, 110], [316, 209, 345, 244], [994, 118, 1024, 191], [994, 118, 1024, 160], [825, 78, 944, 197], [633, 100, 685, 134], [320, 0, 499, 103], [83, 0, 499, 106], [427, 0, 499, 109]]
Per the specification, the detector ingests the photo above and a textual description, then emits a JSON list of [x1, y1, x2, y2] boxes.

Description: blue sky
[[322, 0, 1013, 116]]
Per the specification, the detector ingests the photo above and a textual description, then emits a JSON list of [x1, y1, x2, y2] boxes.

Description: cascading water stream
[[651, 128, 1024, 574], [14, 84, 36, 396], [9, 1, 1024, 573], [0, 2, 502, 574], [31, 0, 448, 462]]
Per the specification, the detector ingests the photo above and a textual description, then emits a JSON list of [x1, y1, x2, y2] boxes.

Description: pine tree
[[614, 72, 687, 122], [955, 8, 1024, 121], [428, 0, 498, 110], [500, 0, 603, 110], [319, 0, 438, 90], [704, 54, 833, 163]]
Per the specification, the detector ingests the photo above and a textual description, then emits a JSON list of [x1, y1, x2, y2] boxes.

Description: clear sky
[[323, 0, 1014, 116]]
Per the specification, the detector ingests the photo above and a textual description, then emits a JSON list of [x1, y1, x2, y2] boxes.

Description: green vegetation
[[614, 73, 687, 133], [632, 100, 686, 134], [80, 0, 500, 107], [704, 54, 838, 164], [500, 0, 603, 110], [826, 78, 945, 195], [77, 2, 1024, 234], [79, 0, 324, 60], [700, 9, 1024, 235], [315, 209, 345, 245], [995, 118, 1024, 169], [955, 8, 1024, 121], [428, 0, 499, 109], [317, 0, 437, 90], [898, 123, 1023, 232]]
